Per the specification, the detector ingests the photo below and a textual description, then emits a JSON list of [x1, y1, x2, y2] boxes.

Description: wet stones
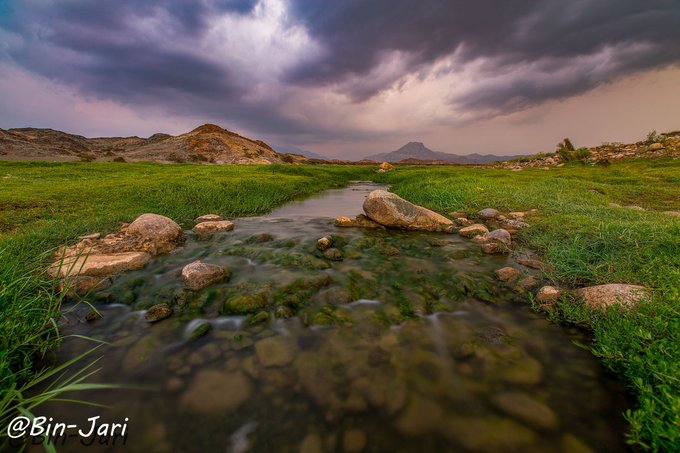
[[255, 337, 295, 367], [323, 248, 343, 261], [181, 260, 230, 290], [495, 267, 520, 282], [145, 303, 173, 323], [362, 190, 454, 232], [193, 220, 234, 234], [514, 276, 538, 291], [316, 235, 333, 251], [180, 370, 251, 414], [491, 392, 559, 430], [186, 320, 212, 339], [334, 214, 385, 229], [458, 224, 489, 238], [478, 208, 500, 219], [575, 284, 648, 310]]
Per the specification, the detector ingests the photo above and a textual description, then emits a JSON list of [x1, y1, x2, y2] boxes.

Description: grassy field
[[375, 158, 680, 451], [1, 159, 678, 450]]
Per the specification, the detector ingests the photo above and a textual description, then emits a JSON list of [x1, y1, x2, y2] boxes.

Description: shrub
[[646, 130, 667, 144]]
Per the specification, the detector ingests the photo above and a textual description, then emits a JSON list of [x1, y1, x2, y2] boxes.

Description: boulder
[[363, 190, 454, 232], [459, 224, 488, 238], [181, 260, 229, 290], [195, 214, 223, 222], [481, 229, 512, 254], [575, 284, 648, 310], [49, 252, 151, 278], [127, 213, 183, 247], [316, 236, 333, 251], [648, 143, 664, 151], [193, 220, 235, 234], [495, 267, 520, 282], [514, 276, 538, 291], [145, 303, 173, 323], [478, 208, 500, 219], [323, 248, 343, 261], [454, 217, 472, 226], [335, 214, 385, 229], [379, 162, 395, 171]]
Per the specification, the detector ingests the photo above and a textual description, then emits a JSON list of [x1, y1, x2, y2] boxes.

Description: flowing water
[[26, 183, 629, 452]]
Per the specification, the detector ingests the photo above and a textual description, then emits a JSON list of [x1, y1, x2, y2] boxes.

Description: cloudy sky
[[1, 0, 679, 159]]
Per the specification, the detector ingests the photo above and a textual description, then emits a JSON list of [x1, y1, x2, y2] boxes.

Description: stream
[[28, 182, 629, 452]]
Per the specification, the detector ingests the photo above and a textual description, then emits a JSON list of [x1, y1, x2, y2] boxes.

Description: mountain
[[365, 142, 525, 164], [274, 144, 329, 160], [0, 124, 297, 164]]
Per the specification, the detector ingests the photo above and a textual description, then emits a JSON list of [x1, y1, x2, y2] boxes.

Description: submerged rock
[[187, 320, 212, 339], [193, 220, 235, 234], [181, 260, 229, 290], [255, 337, 295, 367], [514, 276, 538, 291], [145, 303, 173, 323], [335, 214, 385, 229], [180, 370, 251, 414], [363, 190, 454, 232], [458, 224, 488, 238], [492, 392, 559, 430], [316, 236, 333, 251], [495, 267, 520, 282], [575, 284, 648, 310], [323, 248, 344, 261]]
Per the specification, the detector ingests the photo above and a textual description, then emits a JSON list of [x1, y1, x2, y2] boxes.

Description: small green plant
[[645, 130, 667, 144]]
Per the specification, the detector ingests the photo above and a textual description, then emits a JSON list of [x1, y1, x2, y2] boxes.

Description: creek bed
[[32, 182, 629, 452]]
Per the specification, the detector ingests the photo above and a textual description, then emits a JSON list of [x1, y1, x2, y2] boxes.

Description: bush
[[646, 130, 667, 144], [558, 147, 591, 163]]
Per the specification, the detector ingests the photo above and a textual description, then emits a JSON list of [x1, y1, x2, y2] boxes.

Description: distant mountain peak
[[365, 141, 524, 164]]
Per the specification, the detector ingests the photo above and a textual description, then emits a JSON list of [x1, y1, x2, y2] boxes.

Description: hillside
[[365, 141, 525, 164], [0, 124, 296, 164]]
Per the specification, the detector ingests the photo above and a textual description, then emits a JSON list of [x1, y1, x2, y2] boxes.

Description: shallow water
[[26, 183, 629, 452]]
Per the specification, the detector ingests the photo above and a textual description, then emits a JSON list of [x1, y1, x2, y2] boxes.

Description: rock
[[378, 162, 395, 171], [255, 337, 294, 367], [575, 284, 648, 310], [517, 258, 554, 271], [323, 248, 343, 261], [363, 190, 454, 232], [85, 310, 101, 322], [495, 267, 520, 282], [181, 260, 229, 290], [448, 211, 467, 219], [193, 220, 235, 234], [127, 213, 183, 247], [248, 311, 270, 325], [515, 276, 538, 291], [662, 211, 680, 217], [49, 252, 151, 278], [78, 232, 101, 240], [343, 430, 367, 452], [500, 218, 530, 230], [334, 214, 385, 229], [454, 217, 472, 226], [481, 229, 512, 254], [472, 234, 487, 244], [623, 205, 645, 211], [478, 208, 500, 219], [536, 286, 561, 307], [459, 224, 489, 238], [180, 370, 251, 414], [648, 142, 664, 151], [311, 287, 353, 305], [508, 212, 525, 219], [195, 214, 222, 222], [145, 303, 173, 322], [491, 392, 559, 430], [58, 275, 111, 295], [316, 236, 333, 251]]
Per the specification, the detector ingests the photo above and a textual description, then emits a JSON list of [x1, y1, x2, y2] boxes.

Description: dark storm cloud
[[288, 0, 680, 109], [0, 0, 679, 137]]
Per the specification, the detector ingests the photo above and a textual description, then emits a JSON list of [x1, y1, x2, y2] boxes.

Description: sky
[[1, 0, 679, 159]]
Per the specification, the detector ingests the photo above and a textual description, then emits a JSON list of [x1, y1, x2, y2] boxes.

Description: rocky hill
[[498, 131, 680, 170], [0, 124, 298, 164], [365, 141, 525, 164]]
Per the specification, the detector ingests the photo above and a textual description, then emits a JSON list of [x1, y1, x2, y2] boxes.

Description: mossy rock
[[245, 233, 274, 244], [187, 320, 212, 340], [224, 293, 271, 314]]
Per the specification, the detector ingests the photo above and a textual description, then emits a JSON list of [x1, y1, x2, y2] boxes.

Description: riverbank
[[1, 158, 678, 450], [375, 158, 680, 450]]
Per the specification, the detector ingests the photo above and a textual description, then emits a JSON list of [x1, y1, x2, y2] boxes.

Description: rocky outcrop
[[575, 284, 648, 310], [49, 213, 183, 293], [181, 260, 230, 290], [362, 190, 454, 232]]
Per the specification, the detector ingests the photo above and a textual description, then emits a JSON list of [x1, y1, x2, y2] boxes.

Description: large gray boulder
[[363, 190, 453, 232]]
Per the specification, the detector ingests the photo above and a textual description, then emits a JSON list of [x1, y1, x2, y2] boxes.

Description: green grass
[[375, 158, 680, 451], [0, 161, 372, 394], [1, 159, 678, 450]]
